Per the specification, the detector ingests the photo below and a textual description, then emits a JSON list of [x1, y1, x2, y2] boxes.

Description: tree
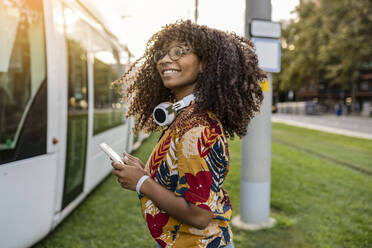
[[275, 0, 372, 108], [275, 2, 324, 93]]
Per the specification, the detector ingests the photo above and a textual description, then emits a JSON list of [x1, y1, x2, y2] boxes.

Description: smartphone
[[99, 142, 124, 165]]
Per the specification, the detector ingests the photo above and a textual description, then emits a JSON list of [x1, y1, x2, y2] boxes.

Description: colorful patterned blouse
[[140, 103, 233, 248]]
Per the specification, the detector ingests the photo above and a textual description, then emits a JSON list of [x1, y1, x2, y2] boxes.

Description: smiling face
[[156, 41, 202, 100]]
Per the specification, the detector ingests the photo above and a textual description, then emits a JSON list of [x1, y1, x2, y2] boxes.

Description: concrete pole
[[232, 0, 276, 230], [194, 0, 199, 23]]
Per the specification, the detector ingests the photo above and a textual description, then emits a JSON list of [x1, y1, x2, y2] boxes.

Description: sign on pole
[[252, 38, 281, 73], [250, 19, 281, 39]]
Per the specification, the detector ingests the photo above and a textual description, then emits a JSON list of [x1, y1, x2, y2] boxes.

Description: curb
[[271, 117, 372, 140]]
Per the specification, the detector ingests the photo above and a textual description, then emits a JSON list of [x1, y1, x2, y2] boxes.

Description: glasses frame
[[153, 45, 190, 64]]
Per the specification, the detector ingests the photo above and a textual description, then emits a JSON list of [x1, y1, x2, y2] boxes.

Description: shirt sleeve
[[174, 125, 229, 211]]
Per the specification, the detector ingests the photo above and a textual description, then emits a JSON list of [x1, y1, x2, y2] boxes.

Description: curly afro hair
[[113, 20, 266, 139]]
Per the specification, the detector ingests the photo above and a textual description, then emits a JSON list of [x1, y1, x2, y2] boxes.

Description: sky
[[87, 0, 299, 59]]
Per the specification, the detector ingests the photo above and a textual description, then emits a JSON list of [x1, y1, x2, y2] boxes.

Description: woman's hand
[[112, 153, 213, 229], [122, 151, 146, 169], [111, 154, 147, 191]]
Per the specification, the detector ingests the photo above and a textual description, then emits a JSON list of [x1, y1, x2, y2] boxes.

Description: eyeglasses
[[153, 46, 190, 64]]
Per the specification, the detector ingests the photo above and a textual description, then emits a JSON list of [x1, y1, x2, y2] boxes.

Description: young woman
[[111, 20, 266, 248]]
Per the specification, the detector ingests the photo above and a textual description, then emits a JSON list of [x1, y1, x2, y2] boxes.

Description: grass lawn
[[34, 123, 372, 248]]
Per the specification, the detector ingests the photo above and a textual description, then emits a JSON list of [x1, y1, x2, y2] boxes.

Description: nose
[[158, 52, 172, 64]]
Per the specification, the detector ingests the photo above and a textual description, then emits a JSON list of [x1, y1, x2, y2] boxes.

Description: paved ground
[[272, 113, 372, 140]]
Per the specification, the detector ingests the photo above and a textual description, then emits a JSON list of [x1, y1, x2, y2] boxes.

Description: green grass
[[34, 124, 372, 248], [271, 122, 372, 172]]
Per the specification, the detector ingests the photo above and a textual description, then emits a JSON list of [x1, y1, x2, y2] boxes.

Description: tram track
[[272, 137, 372, 177]]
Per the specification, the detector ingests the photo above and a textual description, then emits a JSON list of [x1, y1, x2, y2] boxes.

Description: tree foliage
[[275, 0, 372, 93]]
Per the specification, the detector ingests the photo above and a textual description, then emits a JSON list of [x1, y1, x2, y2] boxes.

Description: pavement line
[[271, 117, 372, 140]]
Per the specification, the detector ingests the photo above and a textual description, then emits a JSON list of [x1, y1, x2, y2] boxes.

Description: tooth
[[163, 69, 179, 75]]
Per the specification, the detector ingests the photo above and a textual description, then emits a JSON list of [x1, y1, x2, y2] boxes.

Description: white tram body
[[0, 0, 135, 247]]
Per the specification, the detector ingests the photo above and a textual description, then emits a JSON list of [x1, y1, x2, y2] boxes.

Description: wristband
[[136, 175, 150, 196]]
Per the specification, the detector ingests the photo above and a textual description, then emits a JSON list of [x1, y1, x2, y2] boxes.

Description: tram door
[[62, 10, 89, 208]]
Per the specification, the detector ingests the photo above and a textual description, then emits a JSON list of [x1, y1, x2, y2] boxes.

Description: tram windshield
[[0, 0, 46, 152]]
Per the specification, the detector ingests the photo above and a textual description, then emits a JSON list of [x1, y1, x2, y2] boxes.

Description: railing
[[276, 101, 324, 115]]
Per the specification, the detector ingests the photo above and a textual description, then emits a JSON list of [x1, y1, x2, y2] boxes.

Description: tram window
[[0, 0, 47, 165], [63, 7, 89, 113], [92, 33, 123, 135], [62, 6, 90, 207]]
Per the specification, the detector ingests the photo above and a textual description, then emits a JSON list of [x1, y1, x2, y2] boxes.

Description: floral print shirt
[[140, 103, 233, 248]]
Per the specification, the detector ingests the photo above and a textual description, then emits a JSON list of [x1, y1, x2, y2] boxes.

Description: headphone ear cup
[[153, 102, 175, 126], [153, 94, 195, 126]]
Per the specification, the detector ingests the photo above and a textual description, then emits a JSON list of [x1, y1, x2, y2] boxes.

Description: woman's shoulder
[[170, 103, 224, 139]]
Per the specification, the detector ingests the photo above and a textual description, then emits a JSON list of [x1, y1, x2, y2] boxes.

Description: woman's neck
[[173, 86, 195, 101]]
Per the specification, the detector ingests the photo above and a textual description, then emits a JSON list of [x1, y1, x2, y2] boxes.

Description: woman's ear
[[199, 61, 204, 73]]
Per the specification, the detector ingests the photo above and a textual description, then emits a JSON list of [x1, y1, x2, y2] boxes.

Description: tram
[[0, 0, 136, 247]]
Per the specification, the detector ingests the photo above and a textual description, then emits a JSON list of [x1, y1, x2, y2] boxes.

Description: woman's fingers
[[111, 161, 125, 170], [111, 168, 121, 177], [122, 156, 130, 164], [122, 151, 130, 158], [112, 165, 127, 188], [123, 152, 145, 169], [112, 163, 148, 191], [132, 156, 145, 169], [117, 177, 127, 188], [123, 152, 137, 161]]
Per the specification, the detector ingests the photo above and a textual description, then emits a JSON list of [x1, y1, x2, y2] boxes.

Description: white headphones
[[153, 94, 195, 126]]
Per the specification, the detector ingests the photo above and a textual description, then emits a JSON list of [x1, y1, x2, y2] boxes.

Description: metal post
[[194, 0, 199, 23], [232, 0, 276, 230]]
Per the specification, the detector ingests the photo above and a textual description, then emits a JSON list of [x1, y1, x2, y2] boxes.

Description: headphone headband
[[173, 94, 195, 112]]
